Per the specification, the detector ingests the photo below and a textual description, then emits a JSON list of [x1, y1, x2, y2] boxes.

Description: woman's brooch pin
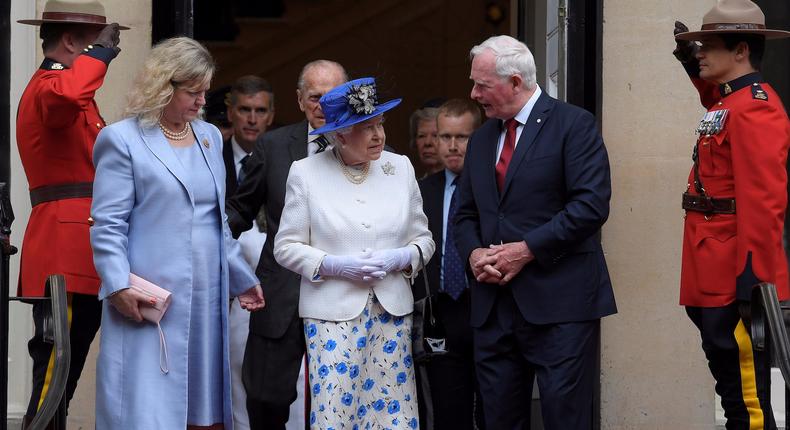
[[382, 162, 395, 176], [202, 138, 210, 148]]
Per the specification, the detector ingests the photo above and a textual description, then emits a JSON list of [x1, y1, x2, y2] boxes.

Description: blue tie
[[237, 154, 250, 185], [443, 177, 466, 300]]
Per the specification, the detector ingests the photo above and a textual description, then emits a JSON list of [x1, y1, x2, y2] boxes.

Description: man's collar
[[444, 169, 459, 186], [719, 72, 762, 98], [507, 85, 542, 126], [307, 123, 318, 142], [230, 136, 250, 165], [40, 58, 68, 71]]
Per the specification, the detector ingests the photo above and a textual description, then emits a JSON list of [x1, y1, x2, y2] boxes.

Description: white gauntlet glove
[[370, 247, 413, 275], [319, 251, 386, 282]]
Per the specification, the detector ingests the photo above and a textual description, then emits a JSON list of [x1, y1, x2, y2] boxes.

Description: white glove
[[370, 247, 413, 274], [319, 250, 386, 282]]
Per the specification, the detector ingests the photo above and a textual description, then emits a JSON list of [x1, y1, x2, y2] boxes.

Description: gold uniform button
[[87, 216, 94, 226], [96, 122, 102, 129]]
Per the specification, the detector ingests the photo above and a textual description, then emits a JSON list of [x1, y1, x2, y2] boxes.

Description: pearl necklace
[[159, 120, 191, 140], [334, 149, 369, 184]]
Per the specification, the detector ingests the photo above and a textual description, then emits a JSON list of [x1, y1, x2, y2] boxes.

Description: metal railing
[[742, 282, 790, 426], [1, 183, 70, 430]]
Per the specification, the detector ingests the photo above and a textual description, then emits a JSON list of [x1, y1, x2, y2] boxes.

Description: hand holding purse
[[411, 245, 448, 364], [128, 274, 172, 374]]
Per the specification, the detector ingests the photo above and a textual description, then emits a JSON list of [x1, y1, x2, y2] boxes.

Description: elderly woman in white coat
[[90, 37, 264, 430], [274, 77, 434, 429]]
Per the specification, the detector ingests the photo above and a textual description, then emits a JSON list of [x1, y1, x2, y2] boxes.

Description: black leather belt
[[29, 182, 93, 207], [682, 192, 736, 214]]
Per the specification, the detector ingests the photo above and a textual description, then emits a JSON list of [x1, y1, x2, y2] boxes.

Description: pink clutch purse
[[129, 273, 172, 323], [128, 273, 172, 373]]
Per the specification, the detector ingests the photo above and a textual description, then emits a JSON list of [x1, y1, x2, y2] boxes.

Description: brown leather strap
[[702, 23, 767, 31], [682, 192, 736, 214], [41, 12, 107, 24], [30, 182, 93, 207]]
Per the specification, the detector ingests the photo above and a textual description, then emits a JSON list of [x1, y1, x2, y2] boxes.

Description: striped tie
[[314, 135, 329, 153]]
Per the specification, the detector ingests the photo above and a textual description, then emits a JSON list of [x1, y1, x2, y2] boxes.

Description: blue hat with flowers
[[309, 77, 402, 135]]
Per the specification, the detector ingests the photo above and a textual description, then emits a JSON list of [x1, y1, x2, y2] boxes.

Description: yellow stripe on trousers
[[733, 319, 764, 429], [36, 293, 73, 411]]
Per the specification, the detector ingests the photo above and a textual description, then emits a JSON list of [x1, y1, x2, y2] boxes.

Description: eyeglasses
[[437, 134, 470, 144]]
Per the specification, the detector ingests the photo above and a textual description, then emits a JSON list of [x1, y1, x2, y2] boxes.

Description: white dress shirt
[[495, 85, 543, 163], [230, 136, 250, 177]]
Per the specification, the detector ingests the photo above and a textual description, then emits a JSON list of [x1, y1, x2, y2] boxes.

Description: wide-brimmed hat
[[675, 0, 790, 41], [18, 0, 130, 30], [310, 77, 401, 135]]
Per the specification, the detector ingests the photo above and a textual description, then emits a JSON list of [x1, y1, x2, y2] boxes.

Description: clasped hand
[[320, 248, 412, 282], [469, 241, 534, 285]]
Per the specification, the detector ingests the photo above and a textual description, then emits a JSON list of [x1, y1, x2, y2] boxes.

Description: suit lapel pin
[[382, 161, 395, 176], [537, 118, 542, 123], [202, 138, 210, 148]]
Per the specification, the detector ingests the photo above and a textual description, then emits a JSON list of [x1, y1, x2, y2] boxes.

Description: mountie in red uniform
[[16, 43, 117, 425], [680, 68, 790, 430], [680, 71, 790, 307], [16, 46, 117, 297]]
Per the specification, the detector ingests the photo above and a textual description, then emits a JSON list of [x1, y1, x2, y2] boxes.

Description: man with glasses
[[416, 98, 484, 429]]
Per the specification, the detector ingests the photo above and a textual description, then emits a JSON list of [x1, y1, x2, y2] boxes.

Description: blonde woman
[[90, 37, 264, 429]]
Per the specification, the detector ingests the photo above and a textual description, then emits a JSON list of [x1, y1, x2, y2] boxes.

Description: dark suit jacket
[[454, 92, 617, 327], [222, 138, 239, 198], [415, 170, 447, 301], [226, 121, 309, 338]]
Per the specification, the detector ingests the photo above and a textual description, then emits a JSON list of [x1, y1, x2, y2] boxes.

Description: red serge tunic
[[680, 71, 790, 307], [16, 47, 117, 297]]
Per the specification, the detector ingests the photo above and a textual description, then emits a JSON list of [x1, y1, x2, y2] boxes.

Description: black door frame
[[1, 0, 10, 185], [152, 0, 194, 44], [516, 1, 603, 429]]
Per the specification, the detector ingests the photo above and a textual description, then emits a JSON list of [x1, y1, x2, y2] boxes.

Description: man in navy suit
[[417, 98, 484, 429], [454, 35, 617, 429]]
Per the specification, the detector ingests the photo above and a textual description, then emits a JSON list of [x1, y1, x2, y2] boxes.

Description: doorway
[[519, 0, 603, 428]]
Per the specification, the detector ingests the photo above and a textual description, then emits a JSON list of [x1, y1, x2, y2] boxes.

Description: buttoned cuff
[[82, 45, 117, 65]]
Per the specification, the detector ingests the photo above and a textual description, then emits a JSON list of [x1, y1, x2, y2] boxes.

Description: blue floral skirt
[[304, 292, 419, 430]]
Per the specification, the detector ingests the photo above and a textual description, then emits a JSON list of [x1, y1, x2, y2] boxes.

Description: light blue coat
[[90, 117, 258, 429]]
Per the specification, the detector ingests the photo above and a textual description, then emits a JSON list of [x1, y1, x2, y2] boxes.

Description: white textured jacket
[[274, 149, 435, 321]]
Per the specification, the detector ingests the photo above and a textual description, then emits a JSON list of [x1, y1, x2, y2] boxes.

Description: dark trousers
[[474, 288, 598, 430], [421, 290, 484, 430], [25, 293, 102, 423], [686, 304, 776, 430], [243, 313, 306, 430]]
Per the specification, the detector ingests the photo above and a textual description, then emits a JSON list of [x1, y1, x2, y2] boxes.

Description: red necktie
[[496, 118, 519, 192]]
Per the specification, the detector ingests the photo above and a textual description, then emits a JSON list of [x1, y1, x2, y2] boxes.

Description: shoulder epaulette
[[752, 83, 768, 101]]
